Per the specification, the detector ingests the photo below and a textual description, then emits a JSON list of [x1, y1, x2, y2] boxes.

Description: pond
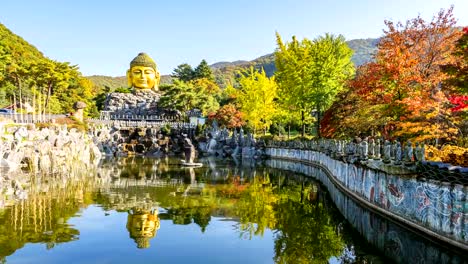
[[0, 157, 465, 263]]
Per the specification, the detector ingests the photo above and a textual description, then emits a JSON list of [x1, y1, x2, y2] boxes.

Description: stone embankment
[[0, 123, 102, 207], [89, 124, 191, 157]]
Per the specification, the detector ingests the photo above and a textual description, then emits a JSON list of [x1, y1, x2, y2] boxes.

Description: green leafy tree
[[275, 33, 355, 137], [172, 63, 194, 82], [159, 80, 198, 113], [159, 79, 220, 116], [194, 59, 214, 81]]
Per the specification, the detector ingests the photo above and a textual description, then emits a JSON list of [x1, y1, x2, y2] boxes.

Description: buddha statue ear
[[126, 69, 132, 87], [155, 71, 161, 89]]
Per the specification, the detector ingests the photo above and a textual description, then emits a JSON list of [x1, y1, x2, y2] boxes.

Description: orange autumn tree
[[322, 7, 465, 142], [208, 103, 245, 129], [376, 6, 463, 142], [321, 62, 393, 138]]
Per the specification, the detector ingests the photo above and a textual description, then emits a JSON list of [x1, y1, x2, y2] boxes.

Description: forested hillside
[[0, 23, 99, 116]]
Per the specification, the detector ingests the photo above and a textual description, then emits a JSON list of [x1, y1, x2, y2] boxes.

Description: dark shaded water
[[0, 157, 465, 263]]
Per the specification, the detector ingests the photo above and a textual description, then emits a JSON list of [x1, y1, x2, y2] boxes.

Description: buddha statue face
[[128, 66, 157, 89], [127, 52, 161, 91]]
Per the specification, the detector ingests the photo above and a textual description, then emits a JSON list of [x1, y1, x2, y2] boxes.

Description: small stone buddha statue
[[127, 52, 161, 91]]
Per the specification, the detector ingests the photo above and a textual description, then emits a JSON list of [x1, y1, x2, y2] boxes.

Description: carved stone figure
[[206, 133, 217, 154], [419, 143, 426, 162], [127, 52, 161, 91], [395, 141, 402, 165], [414, 142, 425, 162], [383, 140, 391, 162], [391, 140, 398, 160], [183, 135, 196, 163], [403, 141, 413, 163], [368, 138, 375, 159], [73, 101, 86, 122], [346, 141, 355, 156], [374, 139, 381, 160], [361, 138, 368, 160]]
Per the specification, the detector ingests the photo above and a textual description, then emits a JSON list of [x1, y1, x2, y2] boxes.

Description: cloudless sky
[[1, 0, 467, 76]]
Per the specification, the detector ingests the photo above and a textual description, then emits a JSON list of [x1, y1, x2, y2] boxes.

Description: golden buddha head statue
[[126, 207, 161, 249], [127, 52, 161, 91]]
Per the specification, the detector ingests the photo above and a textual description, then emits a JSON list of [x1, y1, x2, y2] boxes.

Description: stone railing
[[265, 138, 468, 184], [266, 138, 426, 165], [265, 147, 468, 251], [98, 113, 182, 122], [0, 113, 67, 124], [88, 118, 194, 129]]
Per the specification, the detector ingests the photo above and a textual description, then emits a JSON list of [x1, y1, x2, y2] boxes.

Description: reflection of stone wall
[[266, 148, 468, 253], [266, 158, 467, 263]]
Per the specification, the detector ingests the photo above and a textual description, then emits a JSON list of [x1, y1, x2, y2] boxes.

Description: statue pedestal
[[104, 90, 162, 116]]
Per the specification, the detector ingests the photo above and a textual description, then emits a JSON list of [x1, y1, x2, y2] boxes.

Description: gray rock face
[[103, 90, 163, 116], [0, 124, 103, 208]]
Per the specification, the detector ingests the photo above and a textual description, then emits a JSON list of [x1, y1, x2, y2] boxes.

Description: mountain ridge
[[87, 37, 379, 89]]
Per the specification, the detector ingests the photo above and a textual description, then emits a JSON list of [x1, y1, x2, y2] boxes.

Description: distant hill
[[86, 38, 379, 90], [86, 74, 173, 92], [212, 38, 379, 78], [346, 38, 380, 66], [211, 60, 250, 69], [86, 75, 127, 91]]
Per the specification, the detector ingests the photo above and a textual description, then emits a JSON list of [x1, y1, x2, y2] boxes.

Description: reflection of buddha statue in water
[[127, 52, 161, 91], [126, 207, 161, 249]]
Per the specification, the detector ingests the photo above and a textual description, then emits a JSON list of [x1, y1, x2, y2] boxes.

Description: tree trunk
[[19, 79, 23, 123], [301, 110, 305, 137], [45, 83, 52, 114], [316, 110, 321, 138]]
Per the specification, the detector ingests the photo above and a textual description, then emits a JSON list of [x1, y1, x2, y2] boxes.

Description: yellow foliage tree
[[234, 67, 278, 134]]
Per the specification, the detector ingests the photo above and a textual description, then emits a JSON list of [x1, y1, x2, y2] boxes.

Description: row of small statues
[[268, 137, 426, 165], [204, 123, 426, 165]]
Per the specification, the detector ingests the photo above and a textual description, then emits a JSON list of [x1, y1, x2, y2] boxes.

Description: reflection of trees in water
[[236, 173, 277, 238], [273, 200, 344, 263], [1, 158, 351, 262], [232, 171, 345, 263], [0, 179, 95, 258]]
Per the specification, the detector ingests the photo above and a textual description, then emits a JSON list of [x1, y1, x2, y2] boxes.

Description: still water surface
[[0, 157, 464, 263]]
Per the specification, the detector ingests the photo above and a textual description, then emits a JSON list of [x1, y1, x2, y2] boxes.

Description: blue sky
[[1, 0, 467, 77]]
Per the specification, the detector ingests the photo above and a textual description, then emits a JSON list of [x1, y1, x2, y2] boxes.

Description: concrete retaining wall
[[266, 148, 468, 252]]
